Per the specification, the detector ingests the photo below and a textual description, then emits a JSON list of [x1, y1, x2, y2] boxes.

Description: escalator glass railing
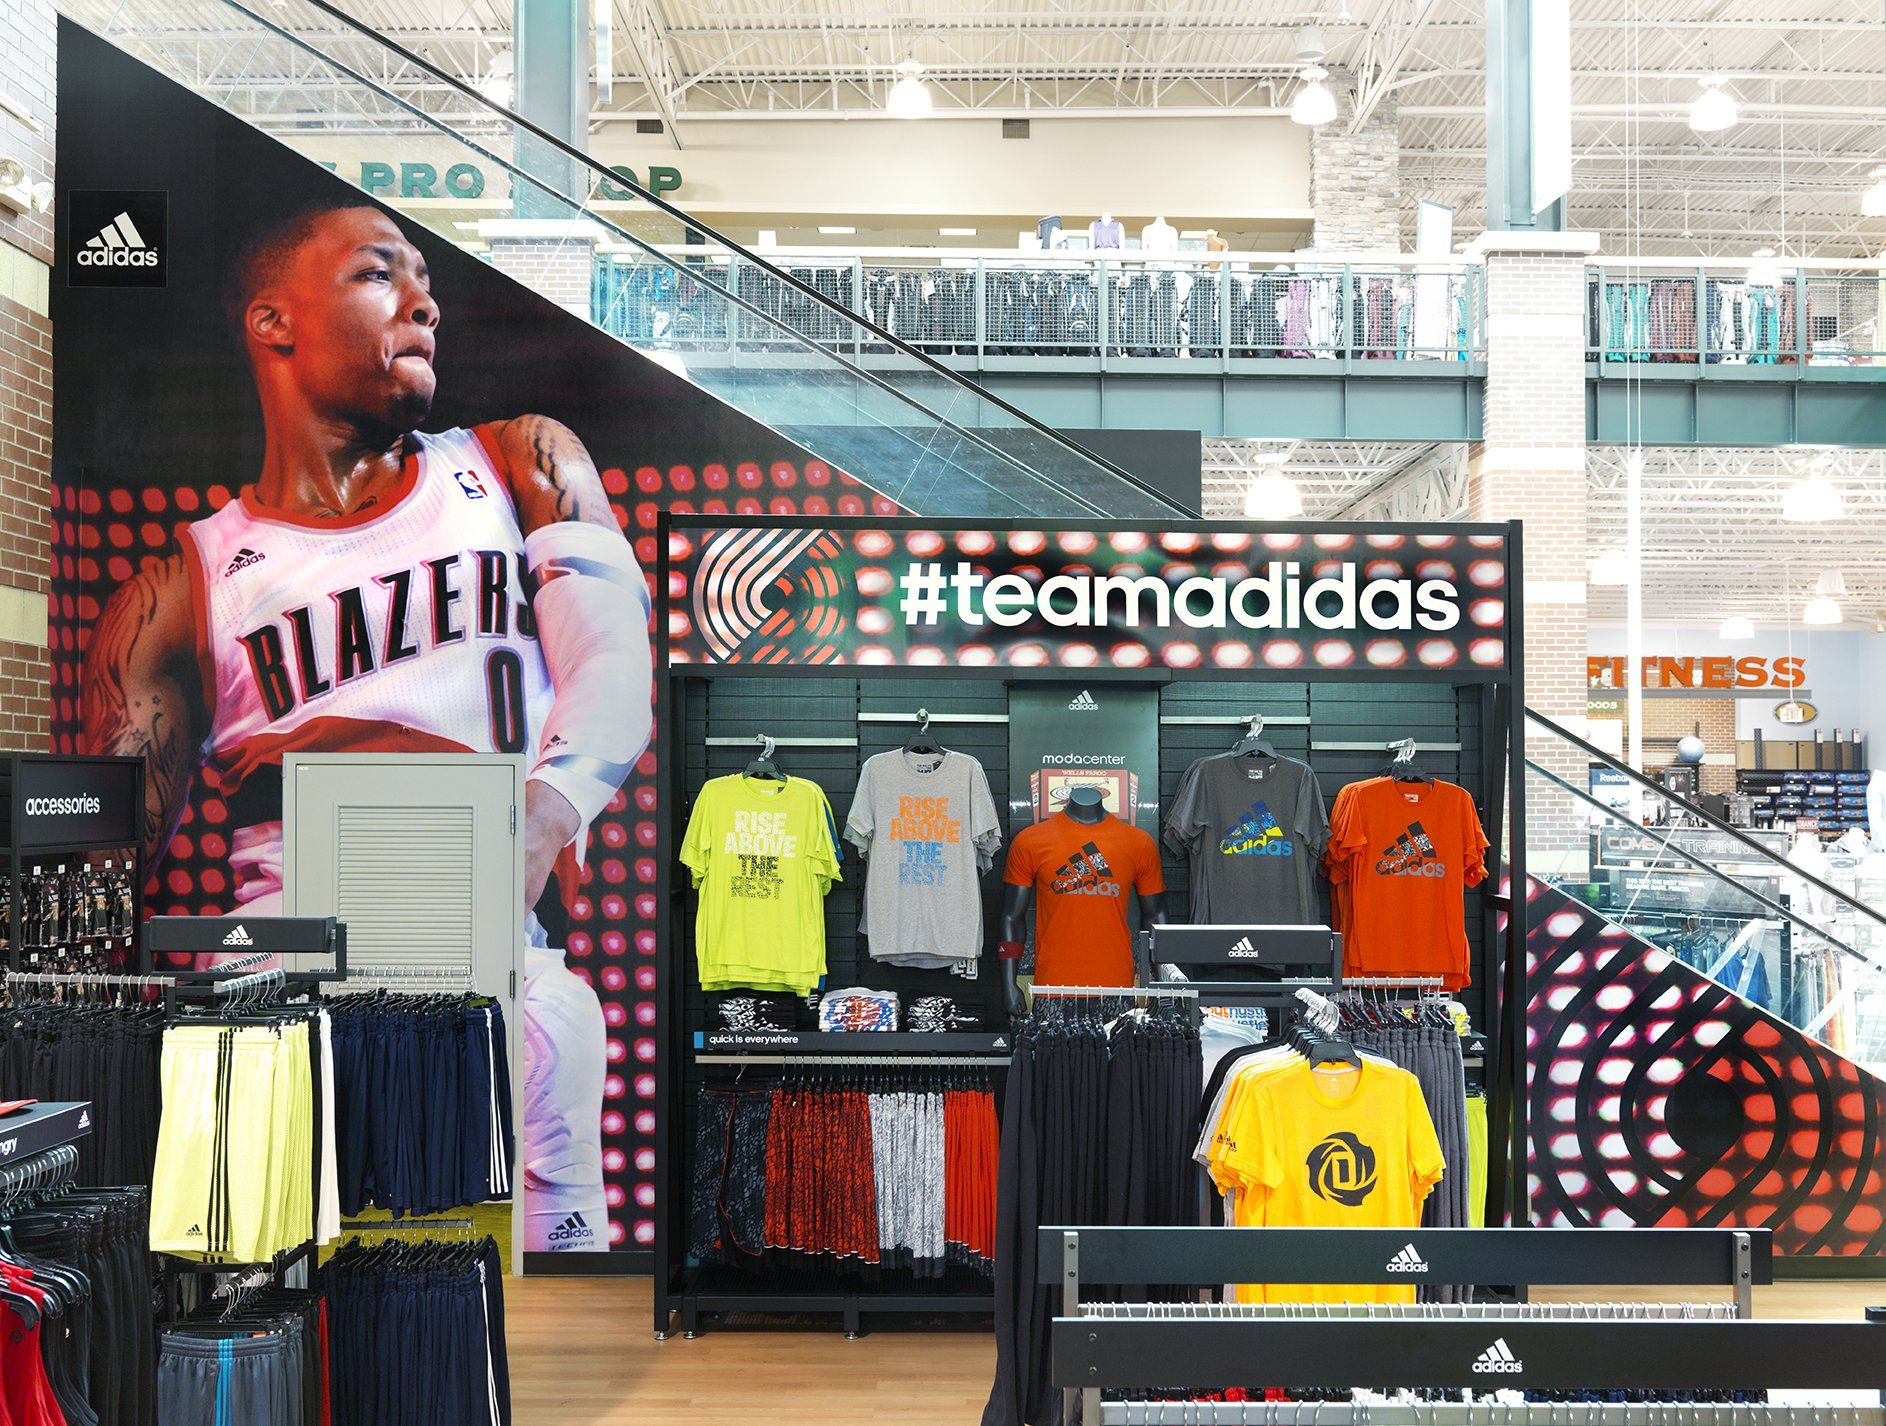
[[63, 0, 1185, 520], [1524, 710, 1886, 1075]]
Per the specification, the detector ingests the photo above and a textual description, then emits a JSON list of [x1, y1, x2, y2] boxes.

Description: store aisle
[[507, 1278, 996, 1425], [506, 1277, 1880, 1425]]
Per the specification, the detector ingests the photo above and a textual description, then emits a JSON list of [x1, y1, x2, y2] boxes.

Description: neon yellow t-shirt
[[680, 774, 841, 994], [1216, 1058, 1445, 1303]]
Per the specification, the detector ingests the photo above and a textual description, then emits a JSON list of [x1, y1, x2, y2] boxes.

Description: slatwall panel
[[335, 804, 477, 971]]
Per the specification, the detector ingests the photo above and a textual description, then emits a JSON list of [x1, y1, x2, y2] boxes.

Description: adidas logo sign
[[78, 211, 159, 267], [224, 547, 265, 576], [77, 1111, 92, 1131], [1385, 1243, 1427, 1273], [1228, 935, 1257, 957], [1067, 689, 1100, 711], [1471, 1339, 1523, 1374], [222, 924, 254, 946], [547, 1212, 595, 1246], [185, 1224, 204, 1238]]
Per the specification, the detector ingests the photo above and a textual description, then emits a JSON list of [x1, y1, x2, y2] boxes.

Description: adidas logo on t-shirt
[[1385, 1243, 1427, 1273], [1471, 1338, 1524, 1374], [548, 1212, 596, 1246], [222, 924, 254, 946], [224, 547, 265, 576], [1067, 689, 1100, 711], [185, 1224, 204, 1238], [1228, 935, 1257, 957]]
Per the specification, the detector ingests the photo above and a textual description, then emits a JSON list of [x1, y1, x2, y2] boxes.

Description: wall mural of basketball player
[[78, 202, 651, 1254]]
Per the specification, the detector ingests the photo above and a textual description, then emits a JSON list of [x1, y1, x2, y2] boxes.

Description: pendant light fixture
[[1781, 472, 1844, 522], [1244, 472, 1305, 519], [1291, 66, 1338, 126], [1863, 167, 1886, 217], [1688, 76, 1738, 133], [887, 59, 934, 119], [1717, 616, 1755, 640]]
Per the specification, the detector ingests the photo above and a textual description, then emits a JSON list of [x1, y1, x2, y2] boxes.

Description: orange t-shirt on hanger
[[1325, 777, 1488, 989]]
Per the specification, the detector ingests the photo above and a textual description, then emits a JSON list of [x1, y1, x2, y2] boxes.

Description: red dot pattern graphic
[[48, 458, 891, 1255], [1522, 879, 1886, 1254]]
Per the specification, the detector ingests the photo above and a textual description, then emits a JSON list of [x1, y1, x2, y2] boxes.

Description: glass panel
[[1524, 712, 1886, 1075], [65, 0, 1185, 520]]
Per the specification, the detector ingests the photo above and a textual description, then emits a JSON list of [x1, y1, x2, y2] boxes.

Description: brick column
[[0, 0, 56, 749], [1467, 232, 1601, 873], [480, 219, 602, 318], [1310, 75, 1402, 252]]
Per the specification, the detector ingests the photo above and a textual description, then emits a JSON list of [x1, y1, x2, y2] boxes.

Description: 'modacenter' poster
[[51, 20, 897, 1261]]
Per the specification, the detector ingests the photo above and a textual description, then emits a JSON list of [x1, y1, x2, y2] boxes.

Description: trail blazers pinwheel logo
[[1306, 1131, 1378, 1206], [689, 527, 852, 663]]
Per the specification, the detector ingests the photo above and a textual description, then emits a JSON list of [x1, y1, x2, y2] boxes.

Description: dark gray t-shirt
[[1164, 754, 1329, 924]]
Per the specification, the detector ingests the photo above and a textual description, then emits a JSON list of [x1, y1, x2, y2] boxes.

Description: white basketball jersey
[[184, 426, 553, 903]]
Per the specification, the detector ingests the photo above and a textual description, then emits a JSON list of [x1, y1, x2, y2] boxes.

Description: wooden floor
[[506, 1276, 1886, 1426]]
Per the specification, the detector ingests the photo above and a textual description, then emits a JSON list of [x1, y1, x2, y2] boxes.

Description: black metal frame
[[0, 752, 146, 973], [1041, 1226, 1855, 1402], [651, 515, 1528, 1334]]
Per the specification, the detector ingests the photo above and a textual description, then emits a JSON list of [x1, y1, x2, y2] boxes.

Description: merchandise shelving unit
[[0, 1100, 95, 1169], [651, 516, 1527, 1339], [0, 752, 145, 972]]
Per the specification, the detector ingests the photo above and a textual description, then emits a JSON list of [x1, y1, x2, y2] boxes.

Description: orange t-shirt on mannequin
[[1004, 812, 1164, 986]]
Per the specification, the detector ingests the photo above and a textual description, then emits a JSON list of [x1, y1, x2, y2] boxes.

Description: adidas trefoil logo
[[1228, 935, 1257, 957], [1386, 1243, 1427, 1273], [78, 211, 158, 268], [77, 1110, 91, 1131], [222, 924, 254, 946], [1067, 689, 1100, 711], [224, 547, 265, 576], [1471, 1338, 1523, 1374], [547, 1211, 595, 1245]]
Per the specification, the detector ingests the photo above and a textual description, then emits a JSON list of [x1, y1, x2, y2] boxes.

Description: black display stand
[[0, 1100, 94, 1168], [0, 752, 144, 972], [651, 516, 1528, 1337]]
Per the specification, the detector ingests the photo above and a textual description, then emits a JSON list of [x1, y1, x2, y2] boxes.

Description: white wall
[[1588, 625, 1886, 750]]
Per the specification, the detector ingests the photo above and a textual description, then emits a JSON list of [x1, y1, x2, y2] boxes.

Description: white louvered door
[[281, 754, 523, 1003]]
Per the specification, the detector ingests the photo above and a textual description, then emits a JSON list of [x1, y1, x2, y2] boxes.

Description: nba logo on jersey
[[453, 468, 488, 499]]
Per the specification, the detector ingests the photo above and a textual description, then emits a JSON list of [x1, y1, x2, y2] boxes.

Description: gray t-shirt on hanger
[[1164, 753, 1330, 925], [846, 749, 1003, 971]]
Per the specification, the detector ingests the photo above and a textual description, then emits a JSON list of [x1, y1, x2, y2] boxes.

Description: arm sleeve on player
[[525, 521, 655, 845]]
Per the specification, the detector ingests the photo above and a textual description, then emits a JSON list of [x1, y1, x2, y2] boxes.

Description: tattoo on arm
[[499, 415, 620, 533], [81, 554, 198, 858]]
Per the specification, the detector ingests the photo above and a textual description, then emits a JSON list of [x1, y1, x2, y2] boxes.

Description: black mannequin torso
[[998, 789, 1167, 1017]]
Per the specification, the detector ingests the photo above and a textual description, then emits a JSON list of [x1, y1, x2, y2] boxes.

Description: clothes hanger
[[1232, 713, 1276, 759], [743, 733, 785, 783], [1385, 738, 1434, 786], [903, 707, 944, 759]]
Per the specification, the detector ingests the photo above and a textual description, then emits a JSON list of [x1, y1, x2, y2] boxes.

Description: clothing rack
[[341, 1216, 475, 1235], [1342, 975, 1449, 990], [1044, 1227, 1797, 1422], [1030, 984, 1200, 999], [695, 1053, 1011, 1066], [337, 963, 478, 988], [0, 1140, 79, 1201]]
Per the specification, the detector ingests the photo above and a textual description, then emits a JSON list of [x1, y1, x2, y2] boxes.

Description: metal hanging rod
[[697, 1054, 1011, 1067], [340, 963, 477, 985], [341, 1216, 475, 1233], [858, 711, 1009, 725], [1091, 1404, 1886, 1426], [1079, 1300, 1743, 1320], [1162, 715, 1311, 727], [704, 736, 858, 748], [1312, 740, 1463, 753], [3, 968, 175, 988], [1341, 975, 1449, 989], [1031, 984, 1200, 999]]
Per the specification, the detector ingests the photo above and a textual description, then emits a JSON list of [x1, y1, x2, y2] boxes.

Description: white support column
[[1467, 230, 1601, 869]]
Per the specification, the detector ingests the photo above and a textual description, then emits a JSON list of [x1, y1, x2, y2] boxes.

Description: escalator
[[59, 0, 1186, 522], [1520, 710, 1886, 1256]]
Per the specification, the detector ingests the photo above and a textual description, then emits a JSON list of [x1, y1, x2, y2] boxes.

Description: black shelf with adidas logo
[[0, 1100, 94, 1168]]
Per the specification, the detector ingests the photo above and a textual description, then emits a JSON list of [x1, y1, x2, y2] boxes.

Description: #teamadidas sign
[[667, 517, 1513, 673], [66, 190, 168, 288]]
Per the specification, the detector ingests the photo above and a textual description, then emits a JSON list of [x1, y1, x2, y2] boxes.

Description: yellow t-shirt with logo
[[1215, 1058, 1445, 1303], [680, 774, 842, 994]]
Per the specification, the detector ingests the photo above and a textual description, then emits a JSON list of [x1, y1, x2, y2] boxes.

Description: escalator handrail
[[206, 0, 1188, 519], [1525, 706, 1886, 935]]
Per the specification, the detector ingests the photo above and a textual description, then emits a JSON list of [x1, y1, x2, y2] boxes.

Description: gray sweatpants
[[158, 1329, 303, 1426]]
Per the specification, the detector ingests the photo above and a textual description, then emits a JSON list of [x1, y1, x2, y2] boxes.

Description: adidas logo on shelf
[[224, 547, 265, 576], [547, 1212, 595, 1246], [222, 924, 254, 946], [77, 1110, 91, 1131], [1067, 689, 1100, 711], [1471, 1338, 1524, 1374], [1385, 1243, 1427, 1273], [78, 211, 158, 268], [1228, 935, 1257, 957]]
